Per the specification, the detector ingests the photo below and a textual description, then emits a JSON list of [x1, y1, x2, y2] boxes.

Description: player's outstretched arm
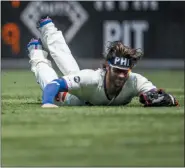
[[134, 73, 179, 107], [139, 89, 179, 107], [42, 78, 68, 108]]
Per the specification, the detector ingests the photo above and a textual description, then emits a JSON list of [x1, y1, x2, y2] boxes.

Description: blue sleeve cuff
[[42, 78, 68, 104]]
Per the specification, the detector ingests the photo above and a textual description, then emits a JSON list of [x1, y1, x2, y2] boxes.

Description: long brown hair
[[101, 41, 143, 69]]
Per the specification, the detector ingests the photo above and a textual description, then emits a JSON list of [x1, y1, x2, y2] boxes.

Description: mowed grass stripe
[[1, 70, 184, 166]]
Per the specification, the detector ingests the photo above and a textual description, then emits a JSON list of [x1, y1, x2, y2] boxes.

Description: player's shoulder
[[128, 71, 152, 88], [77, 68, 102, 78], [126, 72, 147, 85], [78, 69, 99, 74], [74, 68, 104, 85], [128, 72, 146, 80]]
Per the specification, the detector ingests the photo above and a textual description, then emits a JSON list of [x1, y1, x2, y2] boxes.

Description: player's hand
[[41, 104, 59, 108], [139, 89, 179, 107]]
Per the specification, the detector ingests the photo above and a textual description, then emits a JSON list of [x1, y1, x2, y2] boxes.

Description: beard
[[109, 72, 126, 91], [114, 78, 125, 87], [105, 67, 129, 98]]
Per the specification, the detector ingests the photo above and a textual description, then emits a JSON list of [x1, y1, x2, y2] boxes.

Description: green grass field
[[1, 70, 184, 166]]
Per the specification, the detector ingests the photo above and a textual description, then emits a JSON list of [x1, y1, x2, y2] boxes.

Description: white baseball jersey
[[29, 19, 156, 107], [57, 69, 156, 106]]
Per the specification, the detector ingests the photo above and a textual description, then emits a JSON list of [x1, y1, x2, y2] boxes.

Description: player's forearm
[[42, 78, 68, 104]]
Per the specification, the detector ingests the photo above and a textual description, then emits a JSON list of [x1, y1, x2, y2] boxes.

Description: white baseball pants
[[29, 22, 84, 106]]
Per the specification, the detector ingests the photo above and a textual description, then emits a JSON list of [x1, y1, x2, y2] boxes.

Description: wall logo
[[103, 20, 149, 53], [20, 1, 88, 43]]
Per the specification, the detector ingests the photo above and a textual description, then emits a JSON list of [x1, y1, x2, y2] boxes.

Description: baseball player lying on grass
[[27, 17, 178, 108]]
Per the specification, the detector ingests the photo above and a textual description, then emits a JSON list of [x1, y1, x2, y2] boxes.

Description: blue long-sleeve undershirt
[[42, 78, 68, 104]]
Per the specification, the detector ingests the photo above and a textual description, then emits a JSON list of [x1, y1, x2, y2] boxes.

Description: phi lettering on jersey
[[114, 57, 130, 67]]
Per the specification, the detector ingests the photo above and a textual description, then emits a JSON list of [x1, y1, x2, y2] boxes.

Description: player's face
[[109, 67, 129, 87]]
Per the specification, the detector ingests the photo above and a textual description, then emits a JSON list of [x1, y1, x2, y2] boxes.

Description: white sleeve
[[135, 73, 157, 95], [62, 69, 98, 91]]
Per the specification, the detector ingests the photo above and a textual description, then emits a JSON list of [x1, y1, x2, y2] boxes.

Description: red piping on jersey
[[62, 92, 67, 102]]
